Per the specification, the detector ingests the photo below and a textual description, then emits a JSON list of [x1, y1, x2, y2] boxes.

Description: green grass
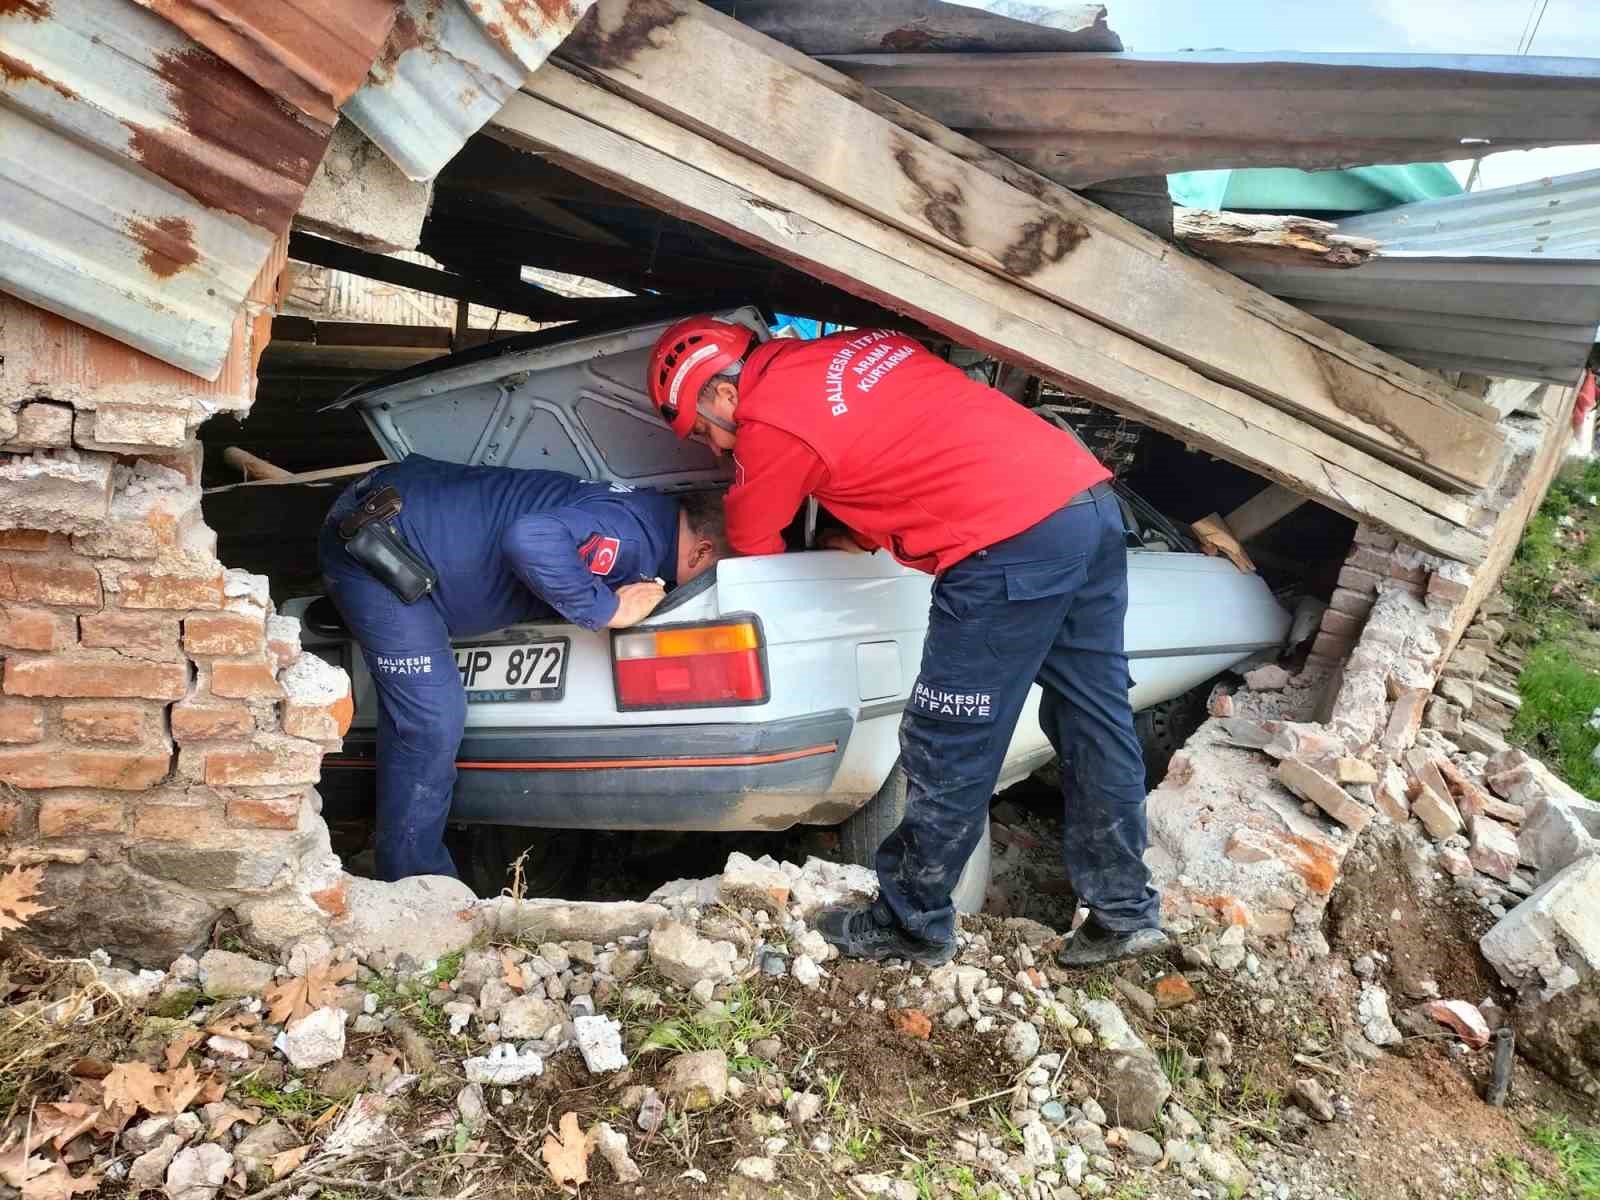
[[236, 1075, 340, 1120], [1499, 1119, 1600, 1199], [631, 983, 790, 1073], [1501, 458, 1600, 796]]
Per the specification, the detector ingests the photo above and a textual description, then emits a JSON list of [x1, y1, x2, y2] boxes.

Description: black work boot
[[814, 902, 957, 967], [1054, 916, 1171, 969]]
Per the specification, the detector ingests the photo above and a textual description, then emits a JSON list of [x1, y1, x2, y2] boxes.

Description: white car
[[295, 308, 1292, 911]]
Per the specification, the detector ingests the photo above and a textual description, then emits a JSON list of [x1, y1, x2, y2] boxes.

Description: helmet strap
[[696, 403, 738, 434]]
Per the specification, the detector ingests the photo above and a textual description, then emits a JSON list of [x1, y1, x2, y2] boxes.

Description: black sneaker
[[814, 903, 957, 967], [1054, 918, 1171, 969]]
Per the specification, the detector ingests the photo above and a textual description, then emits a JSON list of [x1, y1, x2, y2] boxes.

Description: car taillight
[[612, 617, 768, 710]]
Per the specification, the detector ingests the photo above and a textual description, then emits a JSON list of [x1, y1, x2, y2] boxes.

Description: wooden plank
[[1225, 485, 1313, 542], [1175, 209, 1378, 269], [515, 68, 1478, 535], [222, 447, 293, 481], [488, 88, 1489, 562], [700, 0, 1120, 55], [555, 0, 1505, 490], [204, 460, 389, 494]]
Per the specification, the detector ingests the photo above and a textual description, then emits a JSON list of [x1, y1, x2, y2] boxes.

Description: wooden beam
[[554, 0, 1504, 491], [1224, 484, 1312, 542], [1175, 209, 1379, 269], [286, 231, 642, 323], [487, 86, 1489, 562], [222, 447, 293, 481]]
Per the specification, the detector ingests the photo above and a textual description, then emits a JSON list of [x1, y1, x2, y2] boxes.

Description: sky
[[1020, 0, 1600, 190]]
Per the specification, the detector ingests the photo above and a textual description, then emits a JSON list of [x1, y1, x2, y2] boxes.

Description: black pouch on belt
[[338, 485, 437, 604]]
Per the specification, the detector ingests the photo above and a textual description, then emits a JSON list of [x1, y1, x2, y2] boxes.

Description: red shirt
[[726, 330, 1111, 573]]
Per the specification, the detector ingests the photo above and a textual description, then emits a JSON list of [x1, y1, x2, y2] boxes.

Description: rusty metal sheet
[[825, 50, 1600, 188], [131, 0, 401, 125], [341, 0, 599, 182], [0, 0, 348, 379]]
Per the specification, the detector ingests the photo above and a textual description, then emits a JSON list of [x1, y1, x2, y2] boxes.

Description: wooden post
[[1225, 485, 1313, 542]]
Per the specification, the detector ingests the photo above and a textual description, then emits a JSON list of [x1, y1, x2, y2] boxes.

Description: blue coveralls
[[318, 456, 680, 881], [875, 486, 1162, 945]]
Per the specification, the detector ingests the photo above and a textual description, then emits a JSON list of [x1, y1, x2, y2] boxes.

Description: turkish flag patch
[[579, 534, 620, 575]]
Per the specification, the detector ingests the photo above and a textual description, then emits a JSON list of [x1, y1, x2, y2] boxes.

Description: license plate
[[455, 639, 568, 703]]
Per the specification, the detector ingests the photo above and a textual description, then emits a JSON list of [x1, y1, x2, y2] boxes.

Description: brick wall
[[0, 242, 355, 966]]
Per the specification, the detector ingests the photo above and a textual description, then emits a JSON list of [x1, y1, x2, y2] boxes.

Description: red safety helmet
[[648, 317, 756, 438]]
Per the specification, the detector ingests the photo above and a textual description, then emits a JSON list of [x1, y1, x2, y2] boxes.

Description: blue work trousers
[[875, 487, 1160, 944], [319, 474, 463, 881]]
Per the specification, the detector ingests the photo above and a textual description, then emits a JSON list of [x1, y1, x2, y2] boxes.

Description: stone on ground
[[455, 1084, 487, 1133], [282, 1007, 345, 1070], [733, 1156, 776, 1182], [1003, 1020, 1041, 1064], [1469, 817, 1522, 881], [331, 875, 478, 969], [233, 1120, 300, 1186], [197, 949, 275, 999], [128, 1134, 183, 1191], [499, 994, 564, 1041], [1100, 1051, 1171, 1130], [1423, 1000, 1491, 1048], [464, 1043, 544, 1085], [591, 1121, 642, 1182], [649, 920, 738, 988], [484, 898, 668, 944], [1245, 664, 1292, 691], [662, 1049, 730, 1111], [165, 1143, 233, 1200], [717, 852, 791, 915], [575, 1014, 628, 1073], [1289, 1077, 1336, 1121]]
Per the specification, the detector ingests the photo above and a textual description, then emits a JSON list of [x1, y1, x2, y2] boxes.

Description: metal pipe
[[1487, 1025, 1515, 1106]]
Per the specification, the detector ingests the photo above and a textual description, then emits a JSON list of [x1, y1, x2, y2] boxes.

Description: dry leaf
[[206, 1105, 260, 1142], [269, 1145, 311, 1181], [165, 1031, 203, 1070], [160, 1063, 206, 1115], [66, 1058, 111, 1080], [891, 1009, 933, 1039], [263, 957, 356, 1025], [309, 1102, 344, 1133], [100, 1062, 164, 1116], [32, 1103, 95, 1153], [195, 1075, 226, 1107], [501, 951, 526, 992], [0, 1134, 50, 1189], [20, 1162, 100, 1200], [0, 866, 50, 937], [541, 1112, 590, 1189], [365, 1050, 400, 1089]]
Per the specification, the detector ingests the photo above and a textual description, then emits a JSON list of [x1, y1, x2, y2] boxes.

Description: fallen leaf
[[32, 1103, 95, 1152], [263, 957, 356, 1026], [159, 1063, 206, 1115], [206, 1105, 261, 1142], [541, 1112, 590, 1189], [195, 1075, 226, 1106], [21, 1162, 100, 1200], [501, 951, 526, 992], [100, 1062, 164, 1117], [0, 865, 50, 938], [891, 1009, 933, 1039], [165, 1030, 203, 1070], [270, 1145, 311, 1181], [66, 1058, 111, 1080], [310, 1101, 344, 1133], [365, 1050, 400, 1089], [0, 1134, 50, 1189]]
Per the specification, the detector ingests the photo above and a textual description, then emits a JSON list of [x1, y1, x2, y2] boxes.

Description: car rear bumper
[[322, 709, 857, 831]]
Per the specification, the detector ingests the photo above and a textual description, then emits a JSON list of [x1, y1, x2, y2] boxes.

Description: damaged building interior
[[2, 0, 1599, 1196]]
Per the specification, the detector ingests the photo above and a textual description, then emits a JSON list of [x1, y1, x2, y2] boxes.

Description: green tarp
[[1168, 163, 1462, 216]]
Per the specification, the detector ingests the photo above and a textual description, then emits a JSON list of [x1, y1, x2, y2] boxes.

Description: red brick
[[1352, 525, 1398, 551], [0, 530, 54, 552], [0, 747, 169, 791], [1390, 558, 1428, 586], [282, 692, 354, 741], [311, 879, 349, 919], [0, 557, 101, 607], [1335, 565, 1383, 595], [134, 801, 224, 841], [10, 402, 74, 448], [1427, 572, 1471, 603], [1320, 609, 1365, 640], [227, 792, 302, 830], [0, 800, 18, 835], [171, 699, 254, 741], [210, 660, 285, 701], [88, 404, 187, 449], [203, 739, 321, 787], [0, 603, 77, 651], [59, 702, 148, 745], [4, 655, 188, 700], [1328, 587, 1376, 619], [0, 700, 43, 744], [138, 446, 203, 486], [183, 611, 265, 657], [115, 568, 224, 611], [1381, 688, 1430, 755], [1309, 632, 1355, 661], [78, 610, 179, 660], [1346, 546, 1391, 574], [37, 793, 125, 835]]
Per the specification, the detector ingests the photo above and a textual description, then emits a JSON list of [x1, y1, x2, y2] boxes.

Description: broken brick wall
[[1144, 393, 1576, 955], [0, 240, 356, 966]]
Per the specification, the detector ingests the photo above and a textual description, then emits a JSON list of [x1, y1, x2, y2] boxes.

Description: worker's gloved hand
[[606, 580, 667, 628], [817, 530, 867, 554]]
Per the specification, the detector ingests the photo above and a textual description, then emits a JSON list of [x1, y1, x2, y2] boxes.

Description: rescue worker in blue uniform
[[318, 455, 729, 882]]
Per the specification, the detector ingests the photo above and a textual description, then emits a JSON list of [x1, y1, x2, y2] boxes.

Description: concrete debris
[[1289, 1077, 1336, 1121], [324, 1094, 390, 1157], [197, 949, 276, 1000], [1520, 792, 1600, 883], [482, 898, 668, 944], [1244, 664, 1292, 691], [165, 1143, 232, 1200], [1278, 758, 1372, 832], [499, 994, 564, 1041], [1481, 855, 1600, 1000], [464, 1043, 545, 1085], [281, 1007, 346, 1070], [649, 920, 738, 988], [575, 1014, 628, 1073], [733, 1156, 776, 1182], [129, 1134, 184, 1191], [330, 875, 478, 970], [717, 851, 792, 915], [590, 1121, 642, 1183], [1469, 817, 1523, 882], [1357, 984, 1403, 1047]]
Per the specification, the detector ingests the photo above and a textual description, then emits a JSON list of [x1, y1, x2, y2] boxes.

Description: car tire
[[839, 763, 992, 915], [1133, 686, 1208, 783], [463, 825, 590, 901]]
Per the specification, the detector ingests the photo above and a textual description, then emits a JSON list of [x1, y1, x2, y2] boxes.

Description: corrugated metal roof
[[131, 0, 399, 125], [1214, 172, 1600, 385], [823, 50, 1600, 189], [0, 0, 343, 379], [1338, 168, 1600, 258], [341, 0, 598, 182], [701, 0, 1120, 55]]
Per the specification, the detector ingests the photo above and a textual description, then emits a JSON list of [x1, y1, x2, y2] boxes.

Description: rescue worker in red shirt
[[648, 318, 1168, 969]]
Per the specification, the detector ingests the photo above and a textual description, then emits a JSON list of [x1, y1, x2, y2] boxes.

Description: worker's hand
[[818, 530, 867, 554], [606, 580, 667, 628]]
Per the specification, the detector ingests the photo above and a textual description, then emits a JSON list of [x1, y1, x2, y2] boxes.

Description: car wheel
[[839, 763, 992, 915], [463, 825, 591, 901], [1133, 686, 1208, 783]]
